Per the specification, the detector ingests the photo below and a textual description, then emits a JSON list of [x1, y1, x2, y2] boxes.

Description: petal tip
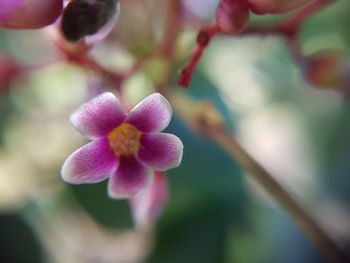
[[69, 92, 125, 138], [107, 162, 153, 199], [160, 135, 184, 170], [126, 93, 173, 132], [60, 155, 82, 185], [60, 140, 118, 185], [150, 93, 173, 117], [138, 133, 184, 171]]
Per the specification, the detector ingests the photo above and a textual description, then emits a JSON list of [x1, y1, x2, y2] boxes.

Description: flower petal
[[125, 93, 172, 132], [61, 138, 118, 184], [137, 133, 183, 171], [130, 171, 169, 226], [108, 156, 152, 199], [71, 92, 126, 139]]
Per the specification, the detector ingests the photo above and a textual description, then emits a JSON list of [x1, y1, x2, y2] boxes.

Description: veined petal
[[137, 133, 183, 171], [61, 138, 118, 184], [125, 93, 172, 132], [71, 92, 126, 139], [108, 156, 152, 199]]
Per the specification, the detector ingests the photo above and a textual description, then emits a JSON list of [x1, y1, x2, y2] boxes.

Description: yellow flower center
[[107, 123, 141, 156]]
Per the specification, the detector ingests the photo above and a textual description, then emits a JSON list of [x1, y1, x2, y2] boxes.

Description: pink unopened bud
[[247, 0, 312, 14], [0, 0, 63, 29], [303, 52, 350, 97], [60, 0, 119, 43], [216, 0, 249, 35], [46, 0, 120, 57], [130, 172, 169, 226], [0, 53, 19, 91]]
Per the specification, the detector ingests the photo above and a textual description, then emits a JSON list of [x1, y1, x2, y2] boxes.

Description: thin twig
[[159, 0, 181, 58]]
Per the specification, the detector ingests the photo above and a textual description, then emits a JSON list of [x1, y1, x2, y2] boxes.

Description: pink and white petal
[[137, 133, 183, 171], [61, 138, 118, 184], [108, 156, 153, 199], [130, 171, 169, 226], [125, 93, 172, 132], [71, 92, 126, 139]]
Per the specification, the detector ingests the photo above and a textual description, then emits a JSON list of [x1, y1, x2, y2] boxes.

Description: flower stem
[[178, 24, 220, 88], [206, 126, 349, 263], [278, 0, 337, 33]]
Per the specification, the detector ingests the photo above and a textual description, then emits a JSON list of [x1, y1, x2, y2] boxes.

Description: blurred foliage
[[0, 214, 42, 263]]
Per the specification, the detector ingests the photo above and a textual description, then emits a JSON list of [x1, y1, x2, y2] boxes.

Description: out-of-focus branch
[[244, 0, 338, 61], [67, 55, 126, 88], [278, 0, 337, 34], [245, 0, 338, 38], [165, 91, 349, 263], [159, 0, 181, 58]]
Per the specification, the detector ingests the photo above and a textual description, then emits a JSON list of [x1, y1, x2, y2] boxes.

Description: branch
[[166, 91, 349, 263]]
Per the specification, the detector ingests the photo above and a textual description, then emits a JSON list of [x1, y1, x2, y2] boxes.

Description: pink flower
[[0, 0, 63, 29], [61, 93, 183, 198]]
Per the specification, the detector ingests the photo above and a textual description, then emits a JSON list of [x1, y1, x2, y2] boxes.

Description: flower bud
[[0, 0, 63, 29], [130, 172, 169, 226], [46, 0, 120, 57], [247, 0, 312, 14], [60, 0, 119, 43], [216, 0, 249, 34], [303, 52, 350, 96]]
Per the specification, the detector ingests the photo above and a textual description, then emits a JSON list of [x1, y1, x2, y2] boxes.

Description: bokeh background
[[1, 0, 350, 262]]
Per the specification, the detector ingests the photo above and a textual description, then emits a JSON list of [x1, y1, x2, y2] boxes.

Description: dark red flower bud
[[0, 0, 63, 29], [216, 0, 249, 34]]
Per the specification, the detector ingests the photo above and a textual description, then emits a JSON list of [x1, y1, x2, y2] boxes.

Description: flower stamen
[[108, 123, 141, 156]]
